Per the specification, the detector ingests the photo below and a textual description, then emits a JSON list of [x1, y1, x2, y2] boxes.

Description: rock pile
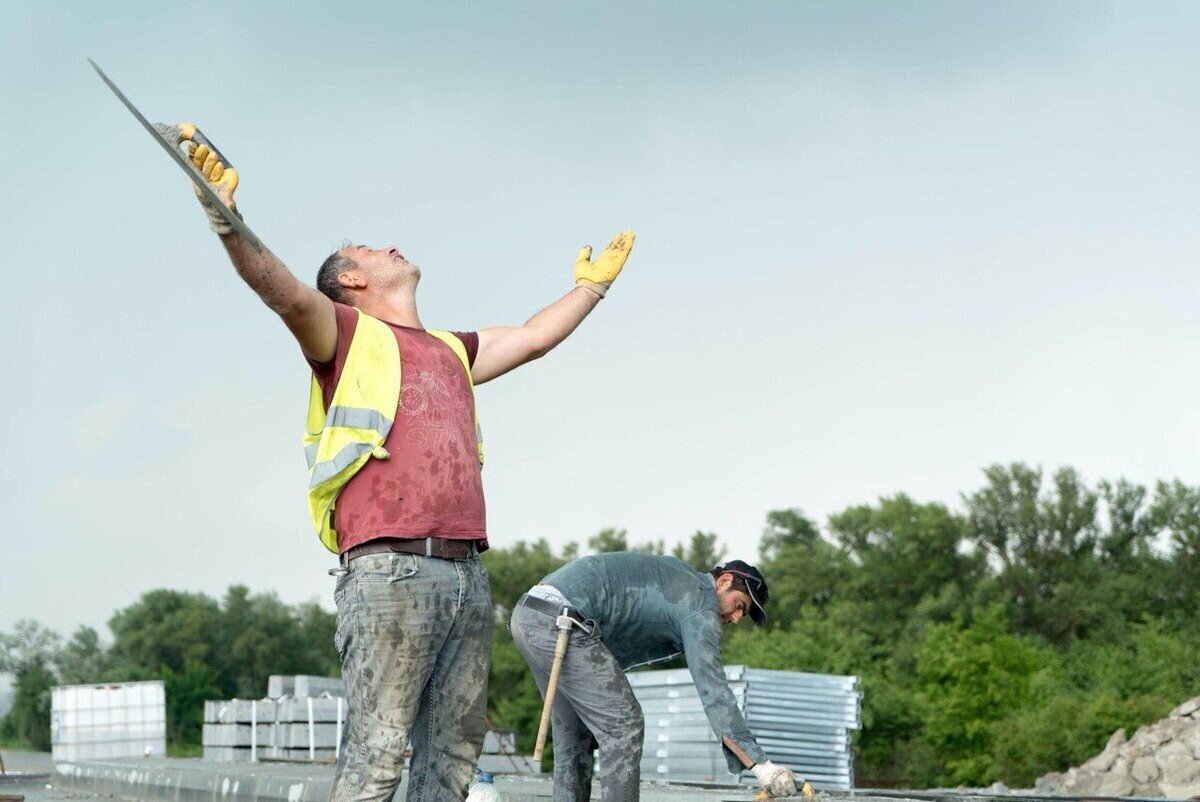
[[1036, 697, 1200, 799]]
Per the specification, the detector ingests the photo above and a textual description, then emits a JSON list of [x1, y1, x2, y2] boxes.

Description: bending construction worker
[[511, 553, 804, 800], [159, 122, 635, 802]]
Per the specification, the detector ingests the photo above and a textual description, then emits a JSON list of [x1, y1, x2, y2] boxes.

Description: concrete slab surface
[[56, 756, 771, 801], [53, 756, 1177, 802]]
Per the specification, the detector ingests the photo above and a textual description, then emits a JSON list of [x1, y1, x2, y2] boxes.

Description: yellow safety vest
[[303, 308, 483, 553]]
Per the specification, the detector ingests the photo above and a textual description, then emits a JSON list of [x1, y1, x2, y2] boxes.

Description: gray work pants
[[509, 603, 644, 801], [331, 552, 492, 802]]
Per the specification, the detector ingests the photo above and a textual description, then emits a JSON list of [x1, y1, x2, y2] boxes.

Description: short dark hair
[[710, 568, 749, 595], [316, 247, 357, 302]]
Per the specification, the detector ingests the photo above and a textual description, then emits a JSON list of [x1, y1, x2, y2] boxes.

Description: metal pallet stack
[[627, 665, 861, 789], [202, 674, 530, 770], [266, 675, 345, 699], [202, 690, 345, 763]]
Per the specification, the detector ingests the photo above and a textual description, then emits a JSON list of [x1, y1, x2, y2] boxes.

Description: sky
[[2, 1, 1199, 640]]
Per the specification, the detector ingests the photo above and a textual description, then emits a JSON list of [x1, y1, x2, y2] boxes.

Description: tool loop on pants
[[517, 593, 595, 634]]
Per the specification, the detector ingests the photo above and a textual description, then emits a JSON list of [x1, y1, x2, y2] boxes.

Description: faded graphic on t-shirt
[[400, 365, 460, 451]]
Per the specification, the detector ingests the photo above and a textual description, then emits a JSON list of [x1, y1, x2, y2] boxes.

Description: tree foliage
[[56, 626, 112, 685], [672, 530, 724, 569], [587, 527, 629, 554], [0, 620, 61, 674], [1, 659, 55, 750], [722, 467, 1200, 787], [914, 605, 1053, 785]]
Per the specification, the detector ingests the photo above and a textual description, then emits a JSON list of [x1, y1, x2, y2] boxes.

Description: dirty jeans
[[331, 552, 492, 802], [509, 603, 644, 801]]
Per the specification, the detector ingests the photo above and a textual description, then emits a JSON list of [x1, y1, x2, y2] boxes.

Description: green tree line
[[1, 588, 337, 749], [5, 462, 1200, 787]]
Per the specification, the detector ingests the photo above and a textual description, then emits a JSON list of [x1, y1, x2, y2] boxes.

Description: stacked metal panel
[[51, 680, 167, 761], [266, 674, 346, 698], [202, 693, 345, 763], [202, 676, 523, 767], [627, 665, 860, 790]]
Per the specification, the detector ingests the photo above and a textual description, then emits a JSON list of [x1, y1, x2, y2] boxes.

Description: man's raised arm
[[164, 122, 337, 363], [472, 231, 635, 385]]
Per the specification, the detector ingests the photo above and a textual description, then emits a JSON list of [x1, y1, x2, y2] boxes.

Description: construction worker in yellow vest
[[160, 122, 635, 802]]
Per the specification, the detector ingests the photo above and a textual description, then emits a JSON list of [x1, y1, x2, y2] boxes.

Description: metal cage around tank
[[51, 680, 167, 761]]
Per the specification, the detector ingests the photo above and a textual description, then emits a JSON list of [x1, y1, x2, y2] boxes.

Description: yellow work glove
[[153, 121, 241, 235], [574, 230, 635, 299]]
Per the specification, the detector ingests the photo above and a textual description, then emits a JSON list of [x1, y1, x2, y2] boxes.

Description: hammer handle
[[532, 627, 571, 761]]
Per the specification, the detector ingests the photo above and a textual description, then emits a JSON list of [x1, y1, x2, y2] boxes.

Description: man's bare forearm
[[218, 231, 307, 316], [215, 231, 337, 361], [472, 286, 603, 383], [524, 286, 602, 357]]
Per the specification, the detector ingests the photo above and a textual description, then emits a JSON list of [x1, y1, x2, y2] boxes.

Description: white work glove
[[752, 760, 799, 797]]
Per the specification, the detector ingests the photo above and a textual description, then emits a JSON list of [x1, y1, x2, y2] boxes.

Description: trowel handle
[[190, 127, 235, 170]]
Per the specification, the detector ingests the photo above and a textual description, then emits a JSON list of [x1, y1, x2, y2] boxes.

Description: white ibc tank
[[51, 680, 167, 761]]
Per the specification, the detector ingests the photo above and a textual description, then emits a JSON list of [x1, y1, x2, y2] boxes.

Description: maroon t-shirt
[[307, 303, 487, 553]]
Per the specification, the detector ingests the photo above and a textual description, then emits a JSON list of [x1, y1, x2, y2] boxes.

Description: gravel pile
[[1035, 696, 1200, 799]]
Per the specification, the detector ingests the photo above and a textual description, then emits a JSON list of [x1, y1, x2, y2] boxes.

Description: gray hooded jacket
[[541, 552, 767, 773]]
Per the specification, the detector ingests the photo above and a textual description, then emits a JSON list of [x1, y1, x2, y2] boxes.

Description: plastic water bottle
[[465, 769, 500, 802]]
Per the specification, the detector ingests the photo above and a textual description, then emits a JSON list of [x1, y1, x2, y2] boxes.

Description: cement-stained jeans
[[509, 604, 644, 801], [331, 552, 492, 802]]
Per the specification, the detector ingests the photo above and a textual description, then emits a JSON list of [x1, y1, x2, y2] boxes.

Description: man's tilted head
[[710, 560, 769, 626], [315, 243, 421, 303]]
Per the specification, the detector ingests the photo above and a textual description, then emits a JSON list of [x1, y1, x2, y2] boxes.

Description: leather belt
[[340, 537, 479, 566], [518, 593, 587, 625]]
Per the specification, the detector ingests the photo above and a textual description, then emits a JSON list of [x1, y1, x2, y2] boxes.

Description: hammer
[[532, 607, 575, 761]]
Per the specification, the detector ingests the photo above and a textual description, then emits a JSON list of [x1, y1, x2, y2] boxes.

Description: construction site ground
[[19, 753, 1175, 802]]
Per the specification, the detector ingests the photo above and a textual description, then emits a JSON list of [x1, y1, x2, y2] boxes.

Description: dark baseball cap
[[713, 559, 769, 625]]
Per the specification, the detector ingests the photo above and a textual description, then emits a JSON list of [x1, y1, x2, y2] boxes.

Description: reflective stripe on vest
[[304, 406, 391, 471]]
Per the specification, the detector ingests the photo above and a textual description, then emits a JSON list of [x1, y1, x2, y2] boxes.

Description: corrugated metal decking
[[628, 665, 862, 789]]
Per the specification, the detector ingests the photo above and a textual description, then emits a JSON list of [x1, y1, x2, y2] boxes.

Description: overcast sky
[[3, 1, 1199, 640]]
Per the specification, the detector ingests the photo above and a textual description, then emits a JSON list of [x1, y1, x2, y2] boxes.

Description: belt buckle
[[425, 538, 434, 558]]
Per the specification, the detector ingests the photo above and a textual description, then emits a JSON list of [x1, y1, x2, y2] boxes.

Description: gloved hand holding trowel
[[751, 762, 818, 798], [153, 121, 241, 235], [752, 760, 798, 797]]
